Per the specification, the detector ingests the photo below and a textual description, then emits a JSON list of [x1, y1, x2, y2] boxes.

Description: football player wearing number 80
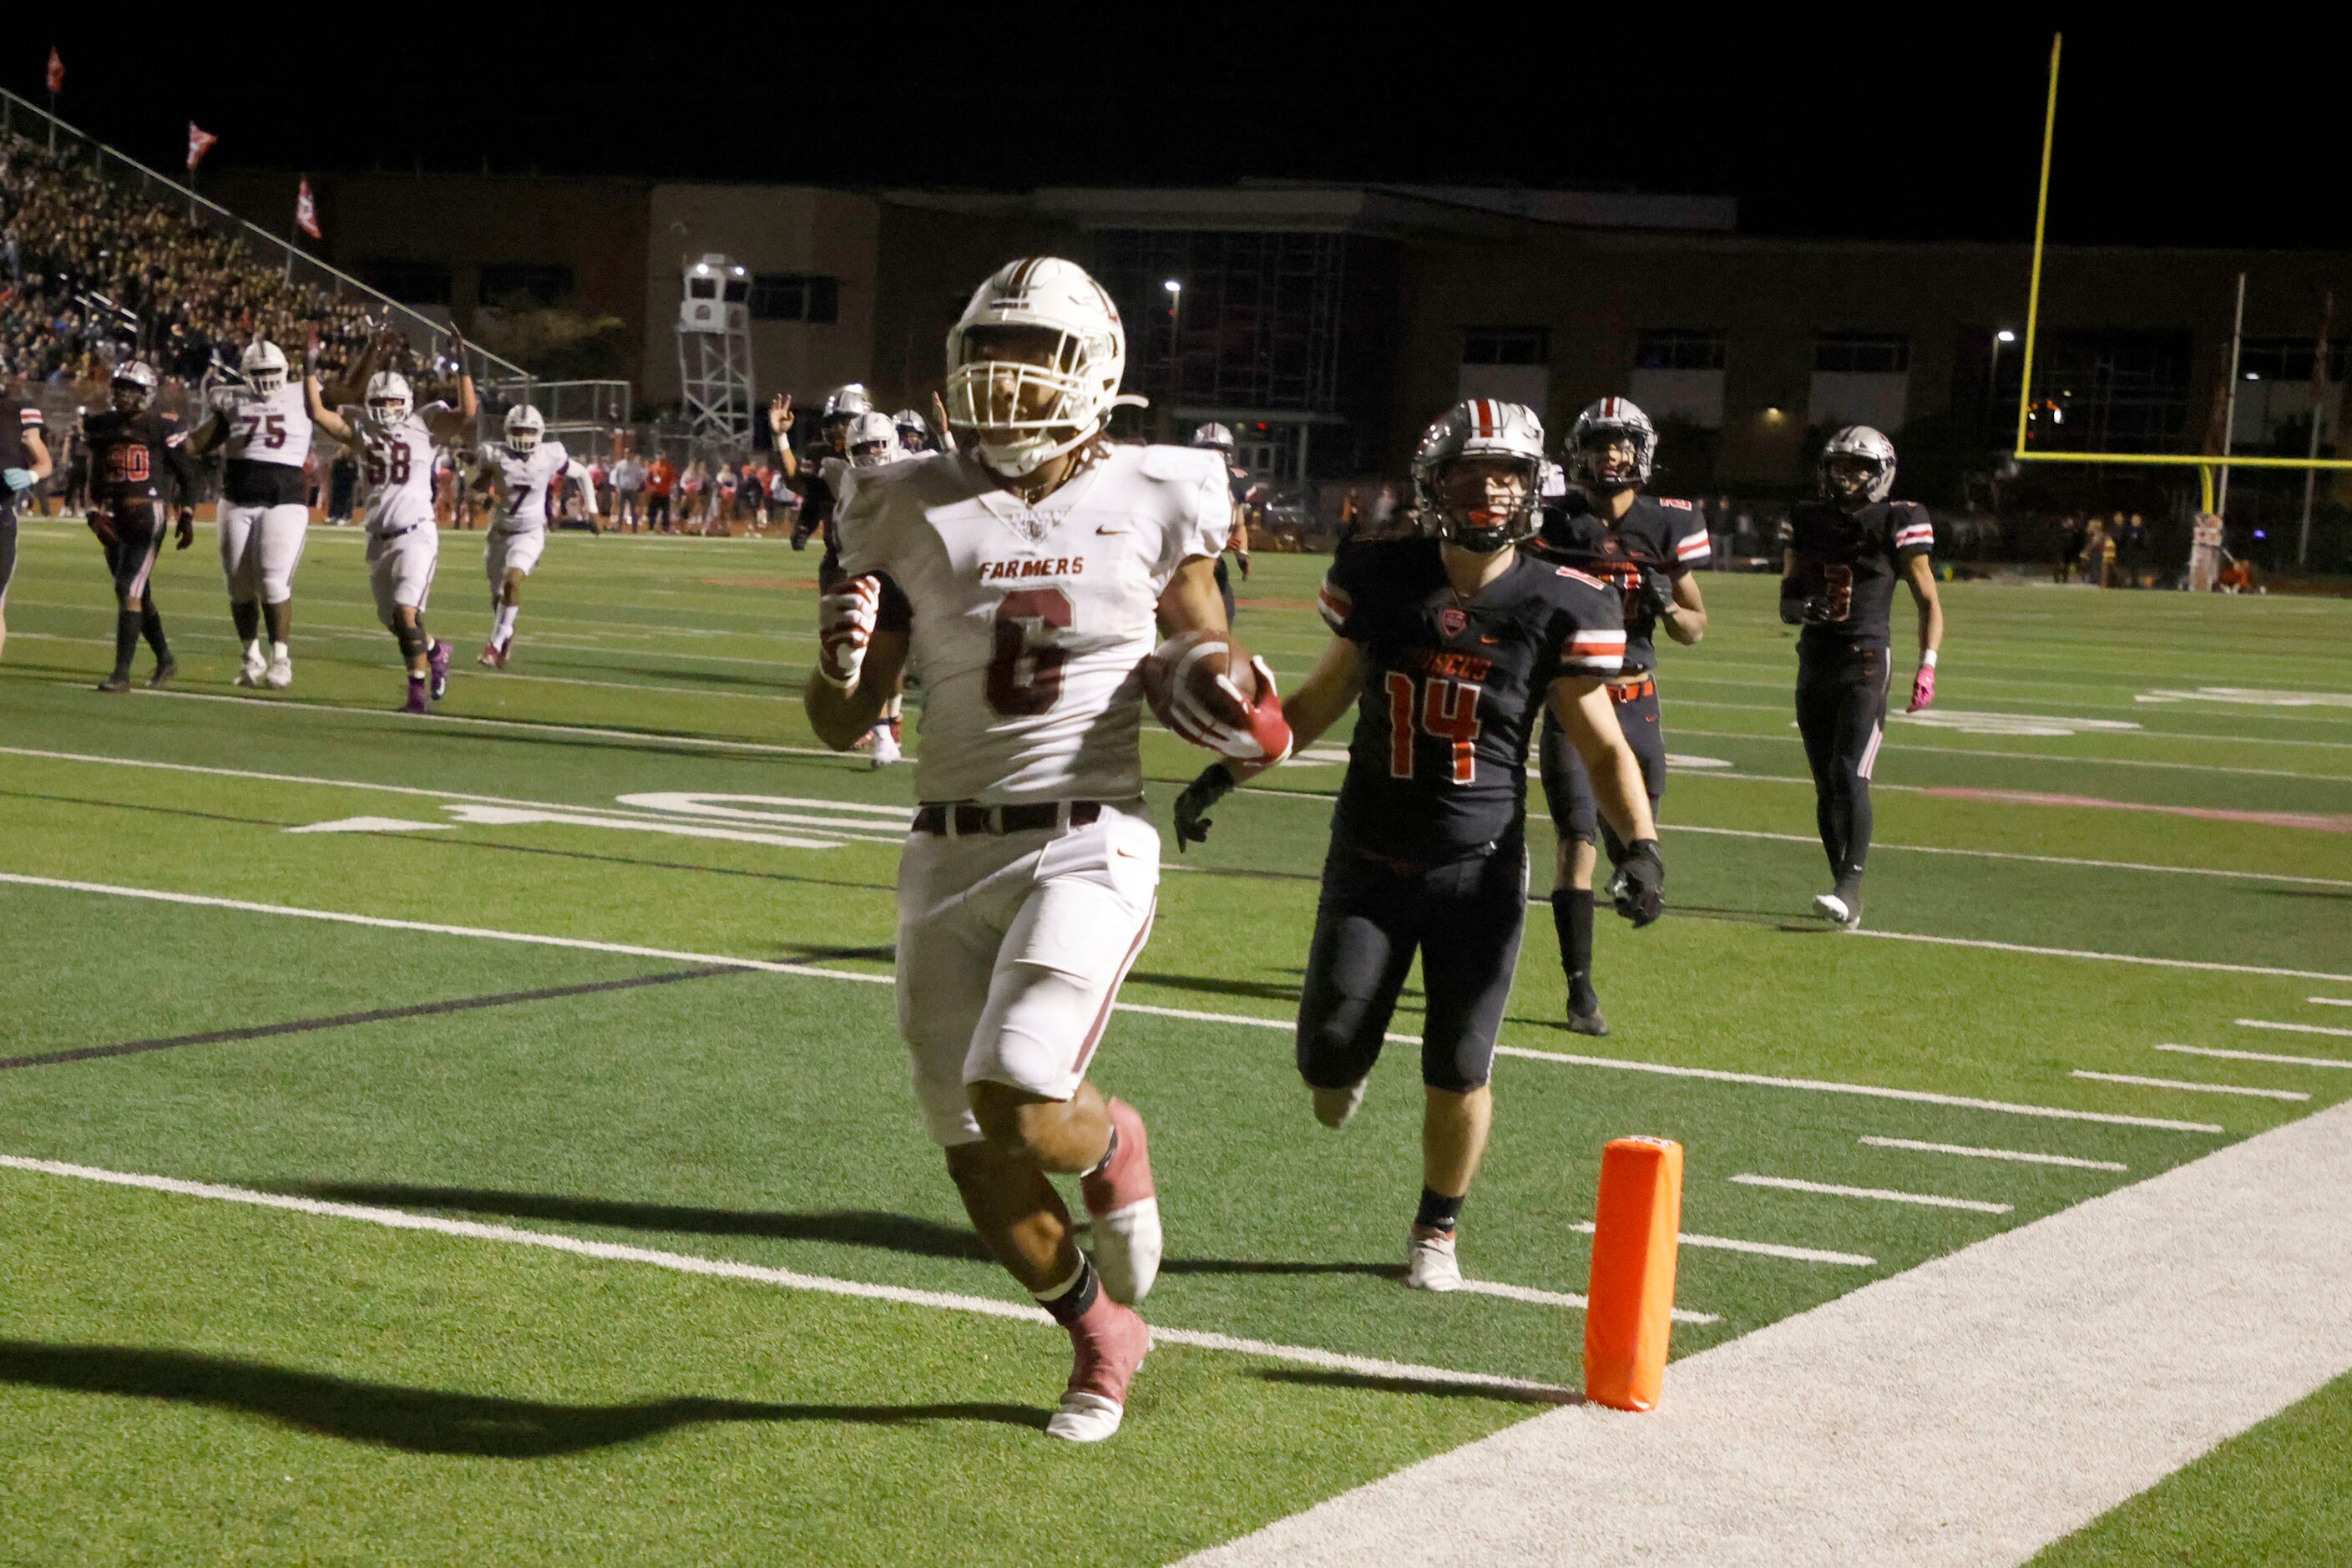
[[807, 256, 1282, 1444], [185, 339, 313, 689], [1781, 425, 1944, 930], [307, 330, 477, 712], [1171, 399, 1664, 1295]]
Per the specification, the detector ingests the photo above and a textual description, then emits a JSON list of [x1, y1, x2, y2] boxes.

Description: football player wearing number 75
[[1172, 399, 1665, 1294], [805, 257, 1288, 1444], [1779, 425, 1944, 932]]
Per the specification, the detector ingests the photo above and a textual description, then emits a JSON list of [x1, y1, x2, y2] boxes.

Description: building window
[[1461, 327, 1549, 366], [1815, 333, 1910, 373], [2238, 337, 2349, 383], [750, 273, 841, 324], [477, 264, 573, 308], [359, 260, 453, 306], [1635, 329, 1727, 372]]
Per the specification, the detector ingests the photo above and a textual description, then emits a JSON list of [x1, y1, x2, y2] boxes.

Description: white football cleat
[[1405, 1227, 1463, 1292], [869, 724, 902, 770], [264, 652, 292, 689], [235, 647, 265, 686], [1812, 891, 1862, 931], [1045, 1392, 1125, 1444]]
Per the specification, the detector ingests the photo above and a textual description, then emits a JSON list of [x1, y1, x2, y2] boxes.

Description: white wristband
[[814, 665, 856, 691], [1921, 650, 1938, 668]]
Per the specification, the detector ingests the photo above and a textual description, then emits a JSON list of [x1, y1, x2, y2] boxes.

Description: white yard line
[[1450, 1278, 1718, 1325], [1851, 928, 2352, 986], [1858, 1136, 2127, 1172], [1662, 822, 2352, 889], [2071, 1070, 2309, 1102], [1729, 1174, 2011, 1215], [1667, 725, 2352, 783], [2235, 1016, 2352, 1039], [0, 873, 2238, 1143], [0, 1153, 1564, 1397], [1565, 1222, 1874, 1269], [2157, 1044, 2352, 1070], [1495, 1045, 2223, 1134], [1187, 1095, 2352, 1567], [2309, 996, 2352, 1007]]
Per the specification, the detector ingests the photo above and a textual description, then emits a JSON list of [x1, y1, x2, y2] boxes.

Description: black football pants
[[1295, 832, 1528, 1095], [98, 499, 166, 603], [1795, 645, 1889, 886], [1540, 683, 1666, 866]]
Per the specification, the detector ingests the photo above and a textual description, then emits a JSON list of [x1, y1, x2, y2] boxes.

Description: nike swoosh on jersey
[[1095, 526, 1129, 535]]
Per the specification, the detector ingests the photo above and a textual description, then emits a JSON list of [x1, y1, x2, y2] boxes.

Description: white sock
[[270, 640, 288, 660], [243, 639, 261, 663], [494, 604, 518, 643]]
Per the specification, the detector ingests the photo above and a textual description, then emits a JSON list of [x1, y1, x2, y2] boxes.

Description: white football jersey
[[483, 439, 573, 530], [343, 402, 450, 535], [213, 383, 314, 468], [836, 444, 1232, 805]]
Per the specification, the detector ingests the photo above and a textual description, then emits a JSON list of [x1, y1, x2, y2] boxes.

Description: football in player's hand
[[1141, 630, 1292, 768]]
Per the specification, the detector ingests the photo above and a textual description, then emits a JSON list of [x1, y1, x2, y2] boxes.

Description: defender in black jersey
[[787, 383, 870, 550], [1530, 397, 1711, 1034], [83, 362, 200, 691], [1173, 398, 1663, 1292], [1783, 425, 1944, 929], [1189, 423, 1255, 625], [2, 392, 57, 662]]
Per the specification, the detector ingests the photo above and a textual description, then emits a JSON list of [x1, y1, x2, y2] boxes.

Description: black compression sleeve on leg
[[230, 599, 260, 643], [395, 621, 428, 663], [1552, 888, 1594, 989], [140, 598, 168, 660], [112, 608, 140, 677]]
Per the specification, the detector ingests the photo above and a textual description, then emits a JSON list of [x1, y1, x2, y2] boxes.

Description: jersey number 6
[[1385, 671, 1482, 785], [985, 587, 1073, 717]]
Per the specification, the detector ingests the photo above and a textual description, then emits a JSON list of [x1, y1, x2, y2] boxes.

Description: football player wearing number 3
[[1781, 425, 1943, 930], [1172, 400, 1665, 1293], [307, 331, 478, 713], [806, 258, 1287, 1444]]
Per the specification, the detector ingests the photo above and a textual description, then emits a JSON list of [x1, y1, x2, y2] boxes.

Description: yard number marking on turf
[[1729, 1175, 2012, 1215], [1857, 1136, 2126, 1172], [2156, 1044, 2352, 1071], [0, 1155, 1575, 1399], [2070, 1070, 2309, 1102]]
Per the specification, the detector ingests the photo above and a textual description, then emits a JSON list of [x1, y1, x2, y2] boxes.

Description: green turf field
[[2, 516, 2348, 1564]]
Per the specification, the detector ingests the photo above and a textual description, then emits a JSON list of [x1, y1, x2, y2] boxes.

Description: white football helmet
[[845, 410, 900, 467], [1412, 399, 1547, 553], [1190, 422, 1237, 453], [943, 256, 1128, 477], [890, 407, 932, 450], [365, 371, 413, 427], [505, 403, 545, 453], [1819, 424, 1898, 503], [1568, 396, 1657, 489], [821, 384, 873, 424], [110, 359, 159, 412], [240, 339, 288, 396]]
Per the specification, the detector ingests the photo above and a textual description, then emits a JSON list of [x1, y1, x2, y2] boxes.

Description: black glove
[[1778, 589, 1830, 626], [1173, 761, 1237, 853], [1613, 838, 1665, 927], [1638, 568, 1676, 622]]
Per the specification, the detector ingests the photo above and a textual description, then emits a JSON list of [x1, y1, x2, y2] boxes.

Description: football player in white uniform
[[187, 339, 312, 688], [808, 257, 1287, 1443], [470, 404, 596, 669], [306, 336, 476, 712], [832, 409, 912, 766]]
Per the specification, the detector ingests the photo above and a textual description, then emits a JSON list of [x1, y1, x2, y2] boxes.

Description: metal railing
[[0, 85, 525, 387]]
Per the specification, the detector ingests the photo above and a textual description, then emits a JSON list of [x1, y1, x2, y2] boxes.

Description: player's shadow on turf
[[1125, 969, 1308, 1005], [283, 1183, 997, 1262], [1255, 1368, 1578, 1409], [0, 1342, 1045, 1452], [1160, 1257, 1399, 1279]]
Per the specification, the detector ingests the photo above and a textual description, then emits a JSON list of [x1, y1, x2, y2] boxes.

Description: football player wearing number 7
[[1172, 400, 1665, 1293], [306, 331, 476, 712], [806, 257, 1288, 1443], [1780, 424, 1944, 930]]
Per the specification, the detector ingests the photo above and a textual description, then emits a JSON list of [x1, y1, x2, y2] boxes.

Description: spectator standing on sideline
[[328, 448, 357, 524], [644, 452, 676, 533], [611, 451, 645, 530]]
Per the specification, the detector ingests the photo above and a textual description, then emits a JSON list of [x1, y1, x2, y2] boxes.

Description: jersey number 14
[[1385, 671, 1482, 785]]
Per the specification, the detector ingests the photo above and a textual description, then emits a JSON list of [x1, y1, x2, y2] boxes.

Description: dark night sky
[[7, 22, 2345, 247]]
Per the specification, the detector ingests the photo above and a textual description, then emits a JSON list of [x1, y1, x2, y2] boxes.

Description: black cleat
[[147, 657, 177, 690], [1812, 888, 1864, 931], [97, 674, 133, 694], [1567, 980, 1609, 1037]]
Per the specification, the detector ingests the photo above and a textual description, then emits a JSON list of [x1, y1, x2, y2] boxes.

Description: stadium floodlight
[[677, 251, 754, 453], [1996, 330, 2016, 343]]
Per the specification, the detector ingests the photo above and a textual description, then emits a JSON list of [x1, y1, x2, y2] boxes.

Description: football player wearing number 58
[[805, 257, 1288, 1444], [1172, 400, 1664, 1296], [1780, 425, 1945, 931]]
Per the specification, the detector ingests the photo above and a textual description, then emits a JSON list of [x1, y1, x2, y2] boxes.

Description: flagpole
[[2299, 290, 2333, 569]]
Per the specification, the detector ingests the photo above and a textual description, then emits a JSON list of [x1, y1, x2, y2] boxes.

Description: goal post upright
[[2014, 31, 2061, 458]]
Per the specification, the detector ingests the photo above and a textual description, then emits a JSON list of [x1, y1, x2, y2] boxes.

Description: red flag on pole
[[186, 123, 218, 174], [46, 48, 63, 96], [2310, 293, 2334, 402], [296, 179, 321, 240]]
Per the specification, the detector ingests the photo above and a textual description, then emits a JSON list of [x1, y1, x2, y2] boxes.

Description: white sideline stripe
[[1567, 1222, 1874, 1269], [78, 685, 851, 759], [0, 873, 2238, 1143], [2071, 1070, 2309, 1102], [2236, 1016, 2352, 1039], [2157, 1044, 2352, 1070], [1850, 928, 2352, 986], [1663, 822, 2352, 890], [0, 1155, 1566, 1399], [2310, 996, 2352, 1007], [1452, 1278, 1720, 1326], [1186, 1097, 2352, 1567], [1859, 1136, 2127, 1172], [1730, 1174, 2012, 1215], [1495, 1045, 2223, 1134]]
